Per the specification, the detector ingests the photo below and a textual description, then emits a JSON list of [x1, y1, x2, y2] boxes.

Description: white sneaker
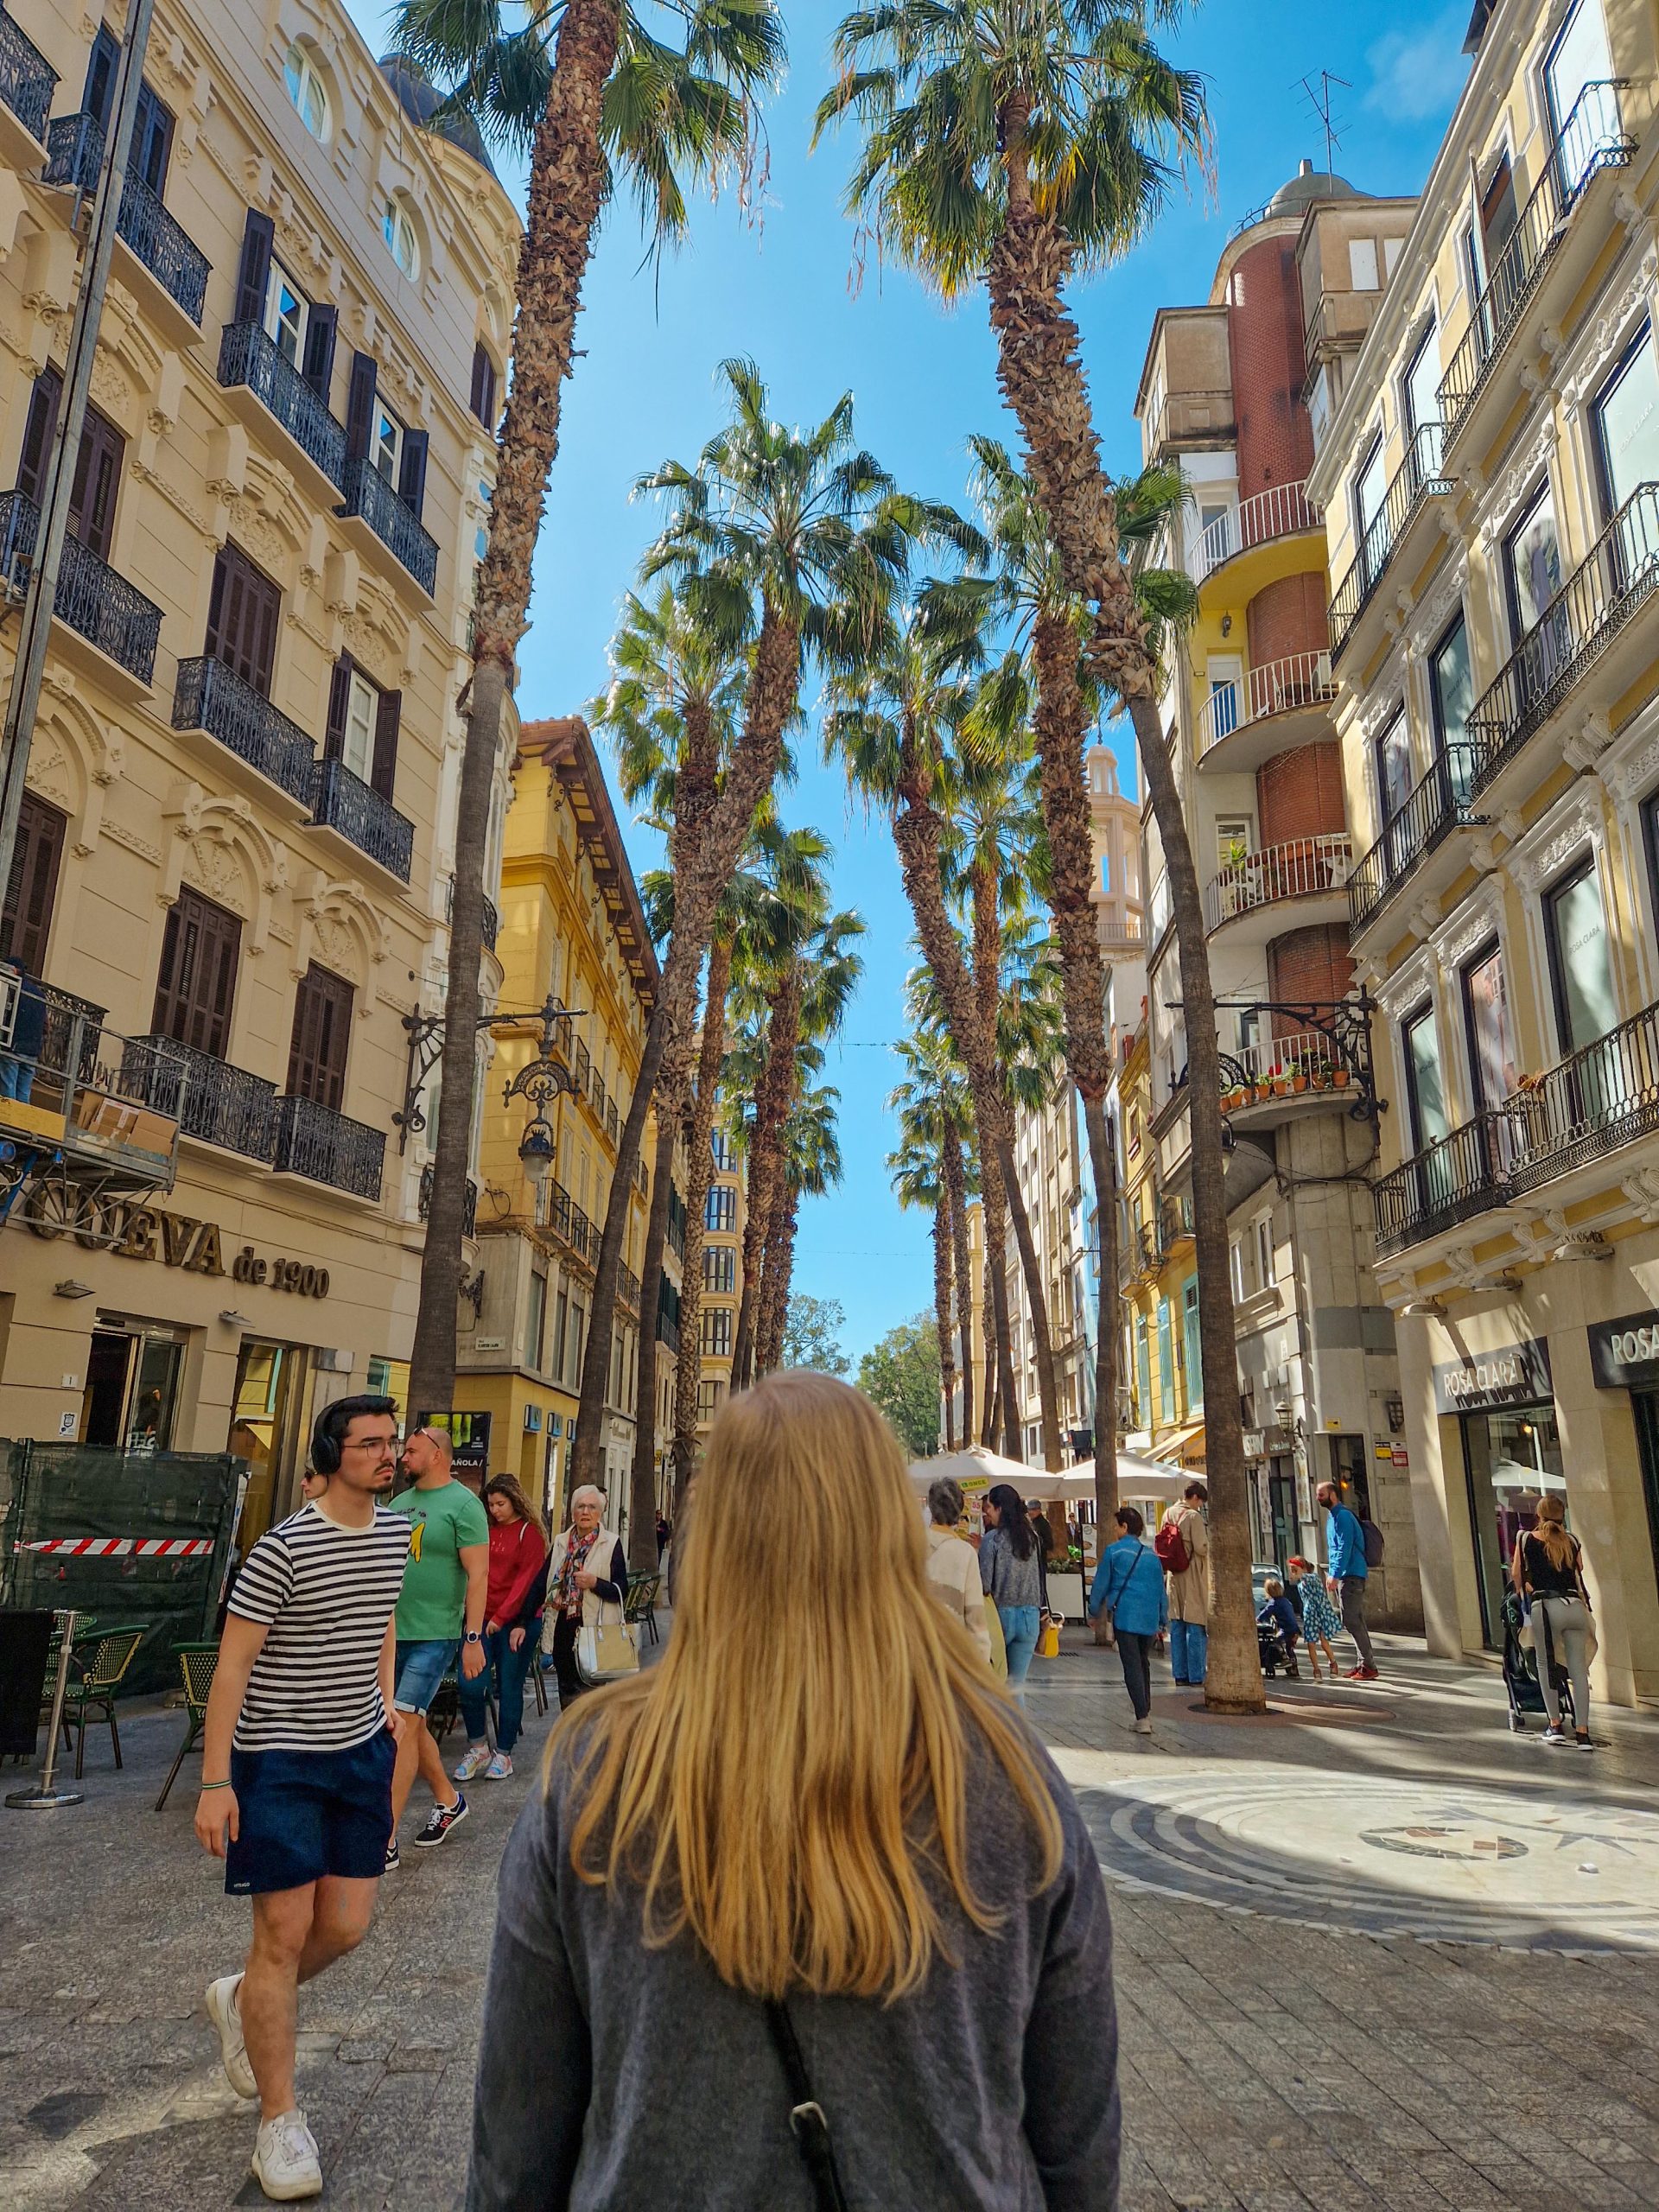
[[485, 1751, 513, 1779], [1134, 1717, 1154, 1735], [251, 2108, 321, 2201], [453, 1743, 492, 1782], [204, 1973, 257, 2099]]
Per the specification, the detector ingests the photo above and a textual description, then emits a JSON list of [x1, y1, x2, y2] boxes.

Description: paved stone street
[[5, 1624, 1659, 2210]]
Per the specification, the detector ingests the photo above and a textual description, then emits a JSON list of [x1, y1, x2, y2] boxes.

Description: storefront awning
[[1150, 1421, 1206, 1469]]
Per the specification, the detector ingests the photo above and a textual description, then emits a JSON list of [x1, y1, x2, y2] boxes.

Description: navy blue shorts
[[225, 1730, 397, 1897]]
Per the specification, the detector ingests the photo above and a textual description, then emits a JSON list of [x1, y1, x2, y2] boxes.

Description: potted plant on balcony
[[1309, 1059, 1334, 1093], [1331, 1064, 1350, 1090], [1268, 1063, 1290, 1097], [1222, 1083, 1247, 1114]]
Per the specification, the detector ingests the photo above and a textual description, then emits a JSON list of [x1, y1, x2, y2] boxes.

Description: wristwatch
[[464, 1630, 483, 1645]]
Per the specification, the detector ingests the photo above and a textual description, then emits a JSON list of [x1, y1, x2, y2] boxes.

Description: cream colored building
[[695, 1112, 746, 1437], [1311, 0, 1659, 1697], [0, 0, 518, 1545]]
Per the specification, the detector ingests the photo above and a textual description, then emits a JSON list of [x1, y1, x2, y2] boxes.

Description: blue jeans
[[457, 1626, 534, 1753], [0, 1056, 33, 1102], [1170, 1618, 1207, 1684], [393, 1637, 458, 1714], [1000, 1605, 1041, 1694]]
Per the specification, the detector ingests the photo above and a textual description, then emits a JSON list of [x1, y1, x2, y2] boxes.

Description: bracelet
[[200, 1779, 232, 1790]]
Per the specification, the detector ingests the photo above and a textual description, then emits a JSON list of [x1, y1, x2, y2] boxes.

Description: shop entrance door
[[1268, 1464, 1299, 1569], [1630, 1391, 1659, 1615], [227, 1340, 302, 1547], [1461, 1402, 1564, 1647], [80, 1325, 185, 1451]]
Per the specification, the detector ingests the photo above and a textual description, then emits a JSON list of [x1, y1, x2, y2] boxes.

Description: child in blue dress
[[1289, 1554, 1341, 1681]]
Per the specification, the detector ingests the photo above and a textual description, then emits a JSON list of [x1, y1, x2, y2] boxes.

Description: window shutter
[[205, 543, 281, 696], [152, 888, 241, 1058], [300, 302, 337, 402], [469, 342, 497, 426], [234, 210, 275, 329], [0, 793, 67, 972], [397, 430, 429, 520], [371, 688, 401, 801], [324, 654, 353, 761], [67, 409, 124, 560], [132, 82, 174, 194], [344, 351, 377, 463], [83, 25, 120, 130], [287, 963, 353, 1109], [16, 369, 62, 507]]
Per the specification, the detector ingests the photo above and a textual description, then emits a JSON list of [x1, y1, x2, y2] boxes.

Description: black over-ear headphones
[[311, 1403, 346, 1476]]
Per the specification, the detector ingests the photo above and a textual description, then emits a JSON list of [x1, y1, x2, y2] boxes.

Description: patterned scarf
[[558, 1526, 600, 1619]]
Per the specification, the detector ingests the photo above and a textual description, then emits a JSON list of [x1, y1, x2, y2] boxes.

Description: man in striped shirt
[[193, 1394, 409, 2202]]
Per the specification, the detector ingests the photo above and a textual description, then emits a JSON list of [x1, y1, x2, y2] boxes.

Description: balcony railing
[[548, 1178, 595, 1264], [44, 113, 209, 324], [0, 8, 55, 140], [1439, 82, 1633, 446], [1191, 479, 1319, 587], [1348, 744, 1481, 932], [1328, 423, 1451, 659], [617, 1263, 641, 1313], [274, 1093, 385, 1200], [1375, 1001, 1659, 1255], [39, 985, 106, 1083], [1097, 919, 1147, 954], [1197, 648, 1337, 761], [338, 458, 438, 594], [592, 1070, 607, 1123], [574, 1039, 591, 1091], [1203, 832, 1350, 933], [607, 1100, 620, 1146], [1468, 483, 1659, 794], [417, 1162, 477, 1236], [310, 755, 415, 881], [127, 1037, 276, 1162], [218, 322, 346, 486], [1224, 1028, 1338, 1093], [173, 657, 316, 804], [0, 490, 162, 683], [444, 880, 499, 952]]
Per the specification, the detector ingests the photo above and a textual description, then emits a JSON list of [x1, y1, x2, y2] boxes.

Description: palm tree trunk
[[932, 1199, 957, 1451], [980, 1220, 998, 1446], [987, 176, 1261, 1711], [941, 1128, 973, 1447], [414, 0, 622, 1412], [755, 1184, 791, 1376], [1082, 1091, 1118, 1519], [671, 938, 731, 1512], [969, 860, 1061, 1471], [627, 1108, 678, 1570], [731, 967, 802, 1389]]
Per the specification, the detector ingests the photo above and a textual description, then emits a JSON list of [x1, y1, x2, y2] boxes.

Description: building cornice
[[517, 716, 661, 1008]]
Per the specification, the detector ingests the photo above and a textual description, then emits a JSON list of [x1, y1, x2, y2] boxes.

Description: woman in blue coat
[[1089, 1505, 1169, 1734]]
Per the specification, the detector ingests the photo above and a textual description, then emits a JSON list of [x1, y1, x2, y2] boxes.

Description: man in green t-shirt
[[385, 1426, 489, 1860]]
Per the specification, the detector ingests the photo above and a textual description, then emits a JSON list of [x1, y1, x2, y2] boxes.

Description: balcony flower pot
[[1269, 1072, 1290, 1096], [1223, 1087, 1246, 1113], [1291, 1073, 1309, 1093], [1332, 1067, 1350, 1089]]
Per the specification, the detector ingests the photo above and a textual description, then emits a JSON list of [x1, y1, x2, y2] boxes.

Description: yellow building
[[452, 716, 658, 1521], [1115, 1019, 1205, 1474], [1310, 0, 1659, 1698], [0, 1, 518, 1543], [695, 1112, 746, 1436]]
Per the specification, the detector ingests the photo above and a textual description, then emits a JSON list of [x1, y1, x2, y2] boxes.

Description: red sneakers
[[1345, 1665, 1380, 1681]]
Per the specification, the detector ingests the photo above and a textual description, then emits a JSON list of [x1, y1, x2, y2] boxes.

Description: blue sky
[[353, 0, 1471, 1367]]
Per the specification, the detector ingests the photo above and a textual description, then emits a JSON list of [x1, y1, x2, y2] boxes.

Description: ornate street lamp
[[502, 992, 577, 1197], [396, 989, 582, 1167]]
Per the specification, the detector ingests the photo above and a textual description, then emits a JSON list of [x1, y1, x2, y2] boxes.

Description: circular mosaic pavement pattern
[[1073, 1769, 1659, 1953]]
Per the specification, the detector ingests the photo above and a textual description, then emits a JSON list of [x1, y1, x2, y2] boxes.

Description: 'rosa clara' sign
[[1588, 1311, 1659, 1390]]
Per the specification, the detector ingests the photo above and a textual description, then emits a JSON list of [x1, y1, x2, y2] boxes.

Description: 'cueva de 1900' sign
[[25, 1193, 328, 1296]]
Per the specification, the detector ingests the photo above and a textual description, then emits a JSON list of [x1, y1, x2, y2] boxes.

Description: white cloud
[[1363, 5, 1471, 125]]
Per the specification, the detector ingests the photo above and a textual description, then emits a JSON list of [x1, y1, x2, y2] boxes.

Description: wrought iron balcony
[[607, 1100, 620, 1147], [38, 985, 106, 1082], [548, 1177, 595, 1264], [444, 879, 499, 951], [0, 489, 162, 684], [1439, 82, 1633, 448], [574, 1039, 592, 1091], [1196, 648, 1337, 766], [127, 1036, 276, 1162], [592, 1070, 607, 1122], [218, 322, 346, 486], [310, 755, 414, 881], [1328, 423, 1451, 660], [1348, 744, 1482, 932], [338, 458, 438, 594], [44, 113, 209, 325], [1468, 483, 1659, 796], [0, 8, 54, 141], [274, 1093, 385, 1200], [417, 1161, 477, 1236], [1203, 832, 1350, 935], [1373, 1110, 1510, 1258], [617, 1263, 641, 1313], [1190, 479, 1319, 588], [173, 657, 316, 805]]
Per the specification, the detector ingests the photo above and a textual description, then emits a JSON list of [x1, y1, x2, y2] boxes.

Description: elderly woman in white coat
[[924, 1476, 994, 1664], [541, 1484, 626, 1708]]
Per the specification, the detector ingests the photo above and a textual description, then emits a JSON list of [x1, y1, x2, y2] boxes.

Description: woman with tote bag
[[541, 1485, 629, 1709]]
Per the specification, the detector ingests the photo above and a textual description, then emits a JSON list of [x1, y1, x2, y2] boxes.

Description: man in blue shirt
[[1317, 1479, 1378, 1680]]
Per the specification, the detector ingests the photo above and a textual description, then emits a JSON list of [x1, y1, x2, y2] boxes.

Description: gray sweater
[[467, 1722, 1120, 2210], [980, 1524, 1046, 1611]]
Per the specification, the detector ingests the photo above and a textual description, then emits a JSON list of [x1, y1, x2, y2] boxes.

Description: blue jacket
[[1256, 1593, 1299, 1645], [1090, 1537, 1167, 1637], [1325, 1503, 1368, 1580]]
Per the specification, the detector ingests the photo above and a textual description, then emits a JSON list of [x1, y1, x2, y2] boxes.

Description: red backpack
[[1154, 1513, 1191, 1576]]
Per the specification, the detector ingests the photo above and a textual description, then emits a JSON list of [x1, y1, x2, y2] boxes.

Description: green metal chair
[[625, 1573, 661, 1646], [154, 1642, 219, 1811], [60, 1623, 148, 1778]]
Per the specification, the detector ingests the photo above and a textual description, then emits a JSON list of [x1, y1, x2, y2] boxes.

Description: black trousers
[[550, 1612, 589, 1710], [1117, 1630, 1154, 1720]]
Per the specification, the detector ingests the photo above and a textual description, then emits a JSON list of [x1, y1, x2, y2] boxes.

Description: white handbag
[[576, 1597, 640, 1686]]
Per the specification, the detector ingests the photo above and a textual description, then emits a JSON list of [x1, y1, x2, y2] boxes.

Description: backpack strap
[[765, 1999, 850, 2212]]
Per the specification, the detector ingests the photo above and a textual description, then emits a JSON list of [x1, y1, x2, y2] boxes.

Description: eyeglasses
[[344, 1434, 397, 1455]]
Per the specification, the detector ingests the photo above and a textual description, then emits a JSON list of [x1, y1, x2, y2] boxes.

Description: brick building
[[1130, 162, 1421, 1619]]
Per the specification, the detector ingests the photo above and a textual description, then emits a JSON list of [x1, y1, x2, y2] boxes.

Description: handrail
[[1348, 743, 1482, 931], [0, 490, 162, 683], [1226, 1029, 1338, 1089], [1468, 482, 1659, 793], [310, 755, 415, 882], [1203, 832, 1350, 933], [1192, 480, 1319, 586], [1439, 80, 1633, 445], [1328, 423, 1451, 658], [1196, 648, 1336, 760], [0, 7, 54, 140], [338, 457, 438, 594], [44, 113, 209, 324], [218, 322, 346, 487], [273, 1093, 385, 1200], [174, 657, 316, 804]]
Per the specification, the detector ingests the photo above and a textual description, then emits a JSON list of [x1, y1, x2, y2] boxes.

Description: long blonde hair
[[1527, 1492, 1576, 1574], [556, 1371, 1063, 1999]]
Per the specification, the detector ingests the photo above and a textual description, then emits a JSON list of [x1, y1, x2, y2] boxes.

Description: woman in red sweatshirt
[[454, 1476, 548, 1779]]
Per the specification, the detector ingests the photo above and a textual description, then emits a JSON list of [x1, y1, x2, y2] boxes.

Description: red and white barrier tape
[[16, 1536, 215, 1558]]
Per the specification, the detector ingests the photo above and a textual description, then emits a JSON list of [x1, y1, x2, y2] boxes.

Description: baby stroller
[[1256, 1616, 1300, 1680], [1500, 1587, 1573, 1732]]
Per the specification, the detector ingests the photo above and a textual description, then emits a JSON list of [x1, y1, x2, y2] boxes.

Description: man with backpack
[[1156, 1481, 1210, 1686], [1318, 1479, 1380, 1681]]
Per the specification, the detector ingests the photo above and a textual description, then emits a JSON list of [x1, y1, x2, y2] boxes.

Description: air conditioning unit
[[524, 1405, 543, 1433]]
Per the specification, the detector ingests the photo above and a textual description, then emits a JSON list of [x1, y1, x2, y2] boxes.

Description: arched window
[[383, 197, 419, 280], [283, 43, 330, 140]]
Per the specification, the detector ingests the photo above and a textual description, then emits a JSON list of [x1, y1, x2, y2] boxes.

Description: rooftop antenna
[[1297, 70, 1350, 179]]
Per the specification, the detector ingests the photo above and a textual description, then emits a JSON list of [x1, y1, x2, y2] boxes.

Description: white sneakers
[[486, 1750, 513, 1779], [1133, 1717, 1154, 1736], [252, 2109, 322, 2201], [204, 1974, 257, 2100], [453, 1743, 493, 1781]]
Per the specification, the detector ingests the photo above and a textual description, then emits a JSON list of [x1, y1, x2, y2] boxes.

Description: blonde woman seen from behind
[[467, 1373, 1121, 2210], [925, 1474, 994, 1663], [1512, 1494, 1594, 1750]]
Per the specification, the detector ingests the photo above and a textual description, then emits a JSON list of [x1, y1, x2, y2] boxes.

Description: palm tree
[[890, 1013, 976, 1445], [818, 10, 1261, 1712], [887, 1124, 954, 1446], [755, 1080, 843, 1375], [400, 0, 785, 1414]]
